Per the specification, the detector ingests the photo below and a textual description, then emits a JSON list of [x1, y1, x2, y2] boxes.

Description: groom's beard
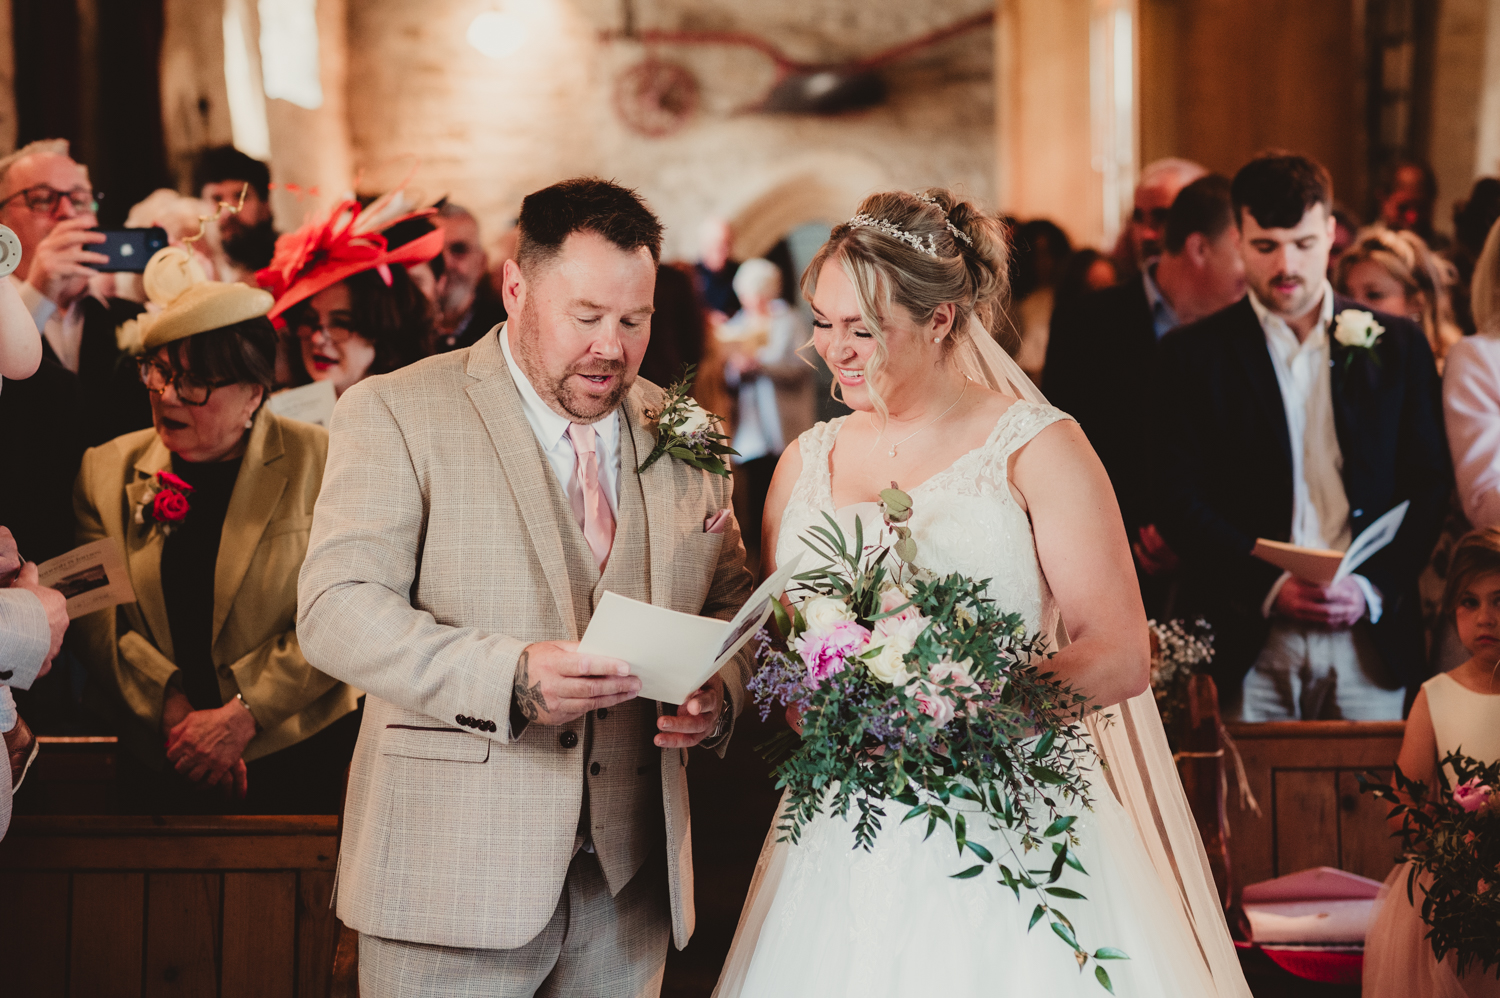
[[520, 298, 630, 421]]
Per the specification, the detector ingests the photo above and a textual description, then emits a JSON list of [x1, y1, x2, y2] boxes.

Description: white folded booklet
[[578, 553, 803, 704], [1252, 500, 1409, 587], [36, 538, 136, 619]]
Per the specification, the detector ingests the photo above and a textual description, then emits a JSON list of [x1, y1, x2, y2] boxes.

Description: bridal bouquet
[[749, 488, 1127, 991], [1361, 753, 1500, 977]]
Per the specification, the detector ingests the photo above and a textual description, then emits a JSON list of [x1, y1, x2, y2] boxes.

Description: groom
[[1154, 153, 1449, 720], [298, 177, 755, 996]]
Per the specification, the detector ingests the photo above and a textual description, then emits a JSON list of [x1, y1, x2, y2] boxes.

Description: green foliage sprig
[[638, 365, 737, 477]]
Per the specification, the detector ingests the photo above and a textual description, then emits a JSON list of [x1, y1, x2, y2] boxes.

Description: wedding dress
[[712, 398, 1252, 997]]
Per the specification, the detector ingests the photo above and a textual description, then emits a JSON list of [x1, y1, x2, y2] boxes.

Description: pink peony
[[880, 587, 920, 619], [906, 658, 979, 727], [795, 621, 870, 686], [1454, 778, 1493, 813], [910, 683, 957, 726]]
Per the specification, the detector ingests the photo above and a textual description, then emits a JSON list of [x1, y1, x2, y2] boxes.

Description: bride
[[713, 189, 1251, 997]]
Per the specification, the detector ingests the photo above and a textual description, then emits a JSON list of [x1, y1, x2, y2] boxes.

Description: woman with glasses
[[258, 194, 443, 398], [71, 278, 361, 813]]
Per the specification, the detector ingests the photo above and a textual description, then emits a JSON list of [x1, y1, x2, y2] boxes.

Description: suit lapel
[[466, 336, 578, 637], [1327, 295, 1374, 460], [125, 439, 173, 657], [1228, 298, 1293, 470], [213, 412, 287, 646], [622, 386, 675, 611]]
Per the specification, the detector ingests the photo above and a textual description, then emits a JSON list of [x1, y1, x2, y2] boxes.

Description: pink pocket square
[[704, 509, 732, 534]]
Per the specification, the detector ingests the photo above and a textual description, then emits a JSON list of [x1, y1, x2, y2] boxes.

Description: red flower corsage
[[135, 470, 194, 535]]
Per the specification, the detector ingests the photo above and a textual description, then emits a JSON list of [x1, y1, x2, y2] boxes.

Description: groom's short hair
[[516, 177, 663, 273], [1231, 153, 1333, 231]]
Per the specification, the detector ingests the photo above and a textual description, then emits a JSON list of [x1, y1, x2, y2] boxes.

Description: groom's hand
[[513, 641, 641, 727], [656, 676, 725, 749]]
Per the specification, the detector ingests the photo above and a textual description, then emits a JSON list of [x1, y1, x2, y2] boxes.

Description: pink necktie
[[567, 422, 615, 570]]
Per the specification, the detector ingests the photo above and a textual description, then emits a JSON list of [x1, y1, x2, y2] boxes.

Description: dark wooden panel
[[145, 872, 221, 998], [296, 871, 339, 998], [0, 870, 70, 996], [1273, 769, 1339, 876], [1337, 769, 1402, 882], [222, 871, 296, 998], [71, 872, 145, 998], [1, 828, 337, 871]]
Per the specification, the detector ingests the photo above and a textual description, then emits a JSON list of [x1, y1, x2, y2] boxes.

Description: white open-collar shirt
[[500, 325, 622, 515], [1249, 282, 1381, 621]]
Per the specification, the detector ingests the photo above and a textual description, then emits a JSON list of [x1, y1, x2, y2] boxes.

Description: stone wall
[[343, 0, 996, 260]]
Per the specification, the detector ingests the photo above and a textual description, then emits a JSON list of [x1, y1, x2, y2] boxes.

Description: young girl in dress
[[1363, 527, 1500, 998]]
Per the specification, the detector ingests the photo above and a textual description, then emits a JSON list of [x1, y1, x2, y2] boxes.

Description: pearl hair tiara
[[847, 194, 974, 259]]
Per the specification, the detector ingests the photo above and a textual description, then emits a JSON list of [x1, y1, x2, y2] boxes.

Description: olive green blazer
[[73, 407, 360, 763]]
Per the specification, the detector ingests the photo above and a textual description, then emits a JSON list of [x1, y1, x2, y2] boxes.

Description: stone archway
[[726, 155, 888, 260]]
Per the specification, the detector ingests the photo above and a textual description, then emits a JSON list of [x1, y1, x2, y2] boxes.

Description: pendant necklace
[[876, 379, 967, 458]]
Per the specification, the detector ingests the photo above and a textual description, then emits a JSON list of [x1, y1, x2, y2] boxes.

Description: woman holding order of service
[[73, 248, 360, 814]]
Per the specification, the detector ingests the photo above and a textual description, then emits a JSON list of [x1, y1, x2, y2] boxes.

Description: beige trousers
[[1234, 620, 1405, 721], [359, 849, 670, 998]]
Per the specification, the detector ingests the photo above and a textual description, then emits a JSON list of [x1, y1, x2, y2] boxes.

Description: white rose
[[800, 595, 856, 633], [678, 404, 713, 434], [1332, 309, 1384, 350], [864, 634, 915, 684], [873, 611, 928, 648]]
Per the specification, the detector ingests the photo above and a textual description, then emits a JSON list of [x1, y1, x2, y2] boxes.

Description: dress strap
[[788, 417, 847, 508], [977, 401, 1075, 479]]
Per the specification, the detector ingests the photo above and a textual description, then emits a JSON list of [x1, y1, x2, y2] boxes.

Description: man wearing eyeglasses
[[0, 139, 150, 566]]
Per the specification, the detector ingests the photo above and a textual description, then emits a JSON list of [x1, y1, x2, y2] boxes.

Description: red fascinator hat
[[257, 190, 445, 322]]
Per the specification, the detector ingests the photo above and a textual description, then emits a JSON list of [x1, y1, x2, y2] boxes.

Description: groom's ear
[[501, 258, 526, 314]]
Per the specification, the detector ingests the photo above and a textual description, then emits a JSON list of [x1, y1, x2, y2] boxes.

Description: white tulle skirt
[[1363, 863, 1500, 998], [712, 779, 1221, 998]]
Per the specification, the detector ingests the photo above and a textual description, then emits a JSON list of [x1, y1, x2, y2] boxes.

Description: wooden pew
[[1223, 721, 1405, 887], [0, 737, 344, 997]]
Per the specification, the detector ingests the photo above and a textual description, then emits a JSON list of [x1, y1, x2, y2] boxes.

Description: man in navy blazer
[[1155, 154, 1449, 719]]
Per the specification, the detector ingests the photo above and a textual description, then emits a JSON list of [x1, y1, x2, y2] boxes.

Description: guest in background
[[194, 146, 278, 278], [718, 258, 814, 571], [0, 526, 69, 839], [260, 196, 444, 398], [1334, 227, 1462, 372], [1379, 160, 1449, 251], [638, 261, 706, 390], [0, 140, 150, 566], [1110, 157, 1208, 281], [1447, 176, 1500, 334], [1327, 205, 1360, 278], [73, 279, 360, 814], [695, 216, 741, 321], [1156, 153, 1448, 720], [1052, 247, 1117, 308], [1433, 218, 1500, 671], [1047, 174, 1244, 615], [1009, 219, 1071, 384], [431, 202, 507, 352]]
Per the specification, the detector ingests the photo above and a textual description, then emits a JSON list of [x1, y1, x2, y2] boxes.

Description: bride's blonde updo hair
[[800, 187, 1012, 423]]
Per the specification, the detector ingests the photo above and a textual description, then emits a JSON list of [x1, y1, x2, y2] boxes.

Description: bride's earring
[[933, 336, 942, 344]]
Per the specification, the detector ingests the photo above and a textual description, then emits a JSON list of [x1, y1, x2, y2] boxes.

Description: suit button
[[560, 731, 578, 749], [596, 708, 608, 720], [455, 714, 467, 726], [590, 762, 601, 776], [0, 670, 12, 680], [486, 720, 496, 732]]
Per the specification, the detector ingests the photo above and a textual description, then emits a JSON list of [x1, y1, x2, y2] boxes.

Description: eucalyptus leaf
[[951, 865, 985, 880], [1095, 965, 1115, 993]]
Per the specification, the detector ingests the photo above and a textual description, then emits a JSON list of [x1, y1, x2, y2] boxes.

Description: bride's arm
[[759, 439, 804, 583], [1010, 419, 1149, 707]]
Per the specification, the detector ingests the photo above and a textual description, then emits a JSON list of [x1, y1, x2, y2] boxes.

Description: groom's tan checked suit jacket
[[297, 330, 755, 952]]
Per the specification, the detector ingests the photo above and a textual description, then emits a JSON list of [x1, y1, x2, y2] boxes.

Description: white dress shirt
[[12, 275, 85, 373], [1250, 282, 1382, 621], [500, 325, 621, 514]]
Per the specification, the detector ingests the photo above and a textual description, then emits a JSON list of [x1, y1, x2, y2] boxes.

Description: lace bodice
[[776, 401, 1075, 640]]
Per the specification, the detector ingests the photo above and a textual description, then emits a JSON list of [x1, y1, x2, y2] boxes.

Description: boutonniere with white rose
[[1332, 309, 1385, 370], [638, 365, 737, 477]]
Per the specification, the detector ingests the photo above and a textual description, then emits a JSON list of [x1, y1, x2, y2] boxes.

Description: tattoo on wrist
[[514, 650, 547, 722]]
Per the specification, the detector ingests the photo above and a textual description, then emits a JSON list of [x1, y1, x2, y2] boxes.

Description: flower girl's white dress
[[1362, 672, 1500, 998], [713, 404, 1248, 998]]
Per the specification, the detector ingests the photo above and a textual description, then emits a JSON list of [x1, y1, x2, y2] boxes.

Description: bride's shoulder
[[969, 390, 1074, 449]]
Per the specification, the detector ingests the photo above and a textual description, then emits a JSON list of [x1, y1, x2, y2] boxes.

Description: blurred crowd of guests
[[3, 130, 1498, 827], [1027, 152, 1500, 724]]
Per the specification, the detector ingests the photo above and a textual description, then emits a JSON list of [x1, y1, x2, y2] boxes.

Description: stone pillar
[[159, 0, 235, 192], [996, 0, 1137, 250], [1430, 0, 1500, 234]]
